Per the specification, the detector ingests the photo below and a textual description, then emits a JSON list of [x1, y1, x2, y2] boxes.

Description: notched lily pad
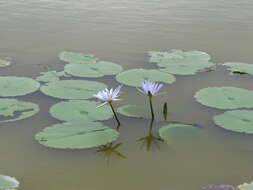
[[223, 62, 253, 75], [149, 50, 214, 75], [35, 121, 119, 149], [49, 100, 113, 122], [36, 71, 70, 83], [116, 69, 175, 87], [214, 110, 253, 134], [238, 181, 253, 190], [40, 80, 107, 99], [194, 87, 253, 110], [0, 76, 40, 97], [0, 175, 19, 190], [0, 98, 39, 123], [64, 61, 123, 78], [59, 51, 96, 64]]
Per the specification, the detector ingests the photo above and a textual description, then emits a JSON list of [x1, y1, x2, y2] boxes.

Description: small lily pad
[[0, 175, 19, 190], [59, 51, 96, 64], [40, 80, 107, 99], [49, 100, 113, 122], [214, 110, 253, 134], [64, 61, 123, 78], [238, 181, 253, 190], [35, 121, 119, 149], [116, 69, 175, 87], [0, 98, 39, 123], [223, 62, 253, 75], [0, 77, 40, 97], [149, 50, 214, 75], [0, 58, 11, 67], [194, 87, 253, 110], [36, 71, 70, 83]]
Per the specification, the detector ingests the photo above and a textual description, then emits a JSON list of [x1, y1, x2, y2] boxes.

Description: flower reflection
[[97, 142, 126, 161]]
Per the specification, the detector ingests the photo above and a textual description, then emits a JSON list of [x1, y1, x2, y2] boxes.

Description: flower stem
[[109, 101, 121, 126], [148, 92, 155, 120]]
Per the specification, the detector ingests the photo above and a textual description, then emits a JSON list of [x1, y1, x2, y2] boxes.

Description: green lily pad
[[36, 71, 70, 83], [116, 69, 175, 87], [0, 77, 40, 97], [194, 87, 253, 110], [149, 50, 214, 75], [35, 121, 119, 149], [117, 105, 148, 119], [49, 100, 113, 122], [159, 124, 203, 142], [0, 58, 11, 67], [223, 62, 253, 75], [0, 175, 19, 190], [59, 51, 96, 64], [40, 80, 107, 99], [214, 110, 253, 134], [238, 181, 253, 190], [64, 61, 123, 78], [0, 98, 39, 123]]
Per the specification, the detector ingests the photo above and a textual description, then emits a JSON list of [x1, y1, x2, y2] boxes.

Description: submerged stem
[[109, 101, 121, 126], [148, 92, 155, 120]]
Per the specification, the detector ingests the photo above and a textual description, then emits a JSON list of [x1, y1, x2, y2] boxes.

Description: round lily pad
[[0, 58, 11, 67], [64, 61, 123, 78], [0, 98, 39, 123], [149, 50, 214, 75], [40, 80, 107, 99], [117, 105, 148, 119], [214, 110, 253, 134], [223, 62, 253, 75], [116, 69, 175, 87], [0, 175, 19, 190], [49, 100, 113, 122], [35, 121, 119, 149], [159, 124, 203, 142], [36, 71, 70, 83], [194, 87, 253, 110], [0, 76, 40, 97], [238, 181, 253, 190], [59, 51, 96, 64]]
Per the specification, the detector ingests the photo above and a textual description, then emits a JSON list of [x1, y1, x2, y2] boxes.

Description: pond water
[[0, 0, 253, 189]]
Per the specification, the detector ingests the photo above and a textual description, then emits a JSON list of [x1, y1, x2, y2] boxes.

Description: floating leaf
[[116, 69, 175, 87], [40, 80, 107, 99], [117, 105, 149, 119], [0, 175, 19, 190], [49, 100, 113, 122], [149, 50, 214, 75], [159, 124, 203, 142], [59, 51, 96, 64], [238, 181, 253, 190], [64, 61, 123, 78], [0, 98, 39, 123], [0, 77, 40, 97], [223, 62, 253, 75], [202, 184, 238, 190], [194, 87, 253, 110], [0, 58, 11, 67], [213, 110, 253, 134], [36, 71, 70, 83], [35, 121, 119, 149]]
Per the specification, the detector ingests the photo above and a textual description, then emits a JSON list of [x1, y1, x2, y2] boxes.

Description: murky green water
[[0, 0, 253, 189]]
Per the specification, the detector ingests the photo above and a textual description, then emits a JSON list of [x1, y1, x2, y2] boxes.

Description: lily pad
[[0, 175, 19, 190], [64, 61, 123, 78], [49, 100, 113, 122], [35, 121, 119, 149], [213, 110, 253, 134], [223, 62, 253, 75], [36, 71, 70, 83], [59, 51, 96, 64], [0, 77, 40, 97], [0, 98, 39, 123], [238, 181, 253, 190], [117, 105, 148, 119], [116, 69, 175, 87], [40, 80, 107, 99], [149, 50, 214, 75], [159, 124, 203, 142], [0, 58, 11, 67], [194, 87, 253, 110]]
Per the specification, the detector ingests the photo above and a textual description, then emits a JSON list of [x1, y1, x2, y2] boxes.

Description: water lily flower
[[94, 85, 122, 126]]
